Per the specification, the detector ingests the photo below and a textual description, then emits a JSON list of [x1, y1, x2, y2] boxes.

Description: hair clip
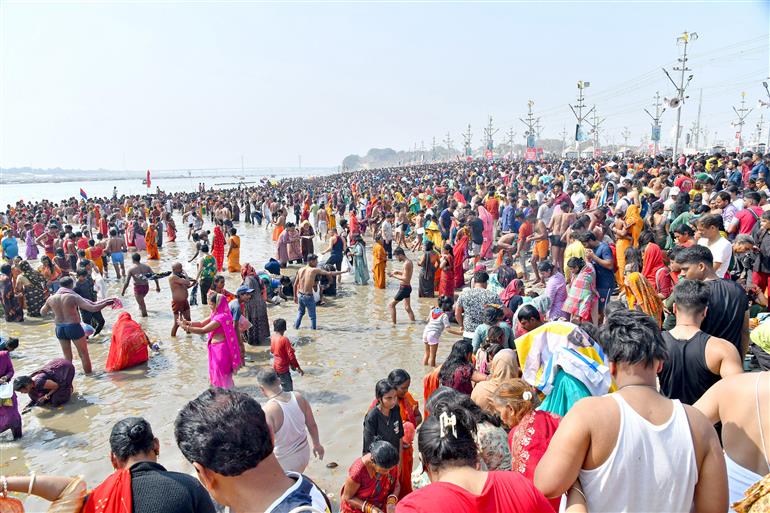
[[522, 391, 533, 401], [439, 411, 457, 439]]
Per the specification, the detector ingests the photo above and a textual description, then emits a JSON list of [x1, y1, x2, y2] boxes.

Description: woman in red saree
[[340, 440, 400, 513], [165, 212, 176, 242], [438, 244, 454, 298], [106, 312, 150, 372], [212, 224, 225, 272], [492, 380, 561, 512], [452, 228, 469, 289], [640, 232, 673, 298]]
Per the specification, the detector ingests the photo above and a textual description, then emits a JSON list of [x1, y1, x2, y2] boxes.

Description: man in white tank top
[[534, 309, 728, 513], [258, 368, 325, 473]]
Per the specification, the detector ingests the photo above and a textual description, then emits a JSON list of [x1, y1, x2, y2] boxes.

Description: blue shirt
[[751, 161, 768, 181], [593, 242, 616, 290], [501, 205, 515, 232], [1, 237, 18, 259]]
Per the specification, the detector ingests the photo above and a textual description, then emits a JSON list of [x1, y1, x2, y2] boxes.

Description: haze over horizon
[[2, 1, 768, 171]]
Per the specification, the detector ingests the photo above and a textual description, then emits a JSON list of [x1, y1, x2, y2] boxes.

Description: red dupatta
[[83, 468, 132, 513], [642, 243, 665, 289]]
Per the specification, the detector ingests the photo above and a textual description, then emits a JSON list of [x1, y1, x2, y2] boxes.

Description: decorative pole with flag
[[79, 188, 88, 200], [146, 169, 151, 190]]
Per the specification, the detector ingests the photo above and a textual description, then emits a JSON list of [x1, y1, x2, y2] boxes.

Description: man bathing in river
[[169, 262, 197, 337], [293, 254, 345, 330], [388, 246, 415, 325], [106, 228, 127, 279], [40, 276, 115, 374], [121, 252, 160, 317]]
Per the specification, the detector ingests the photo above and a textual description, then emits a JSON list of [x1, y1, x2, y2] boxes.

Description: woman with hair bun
[[341, 440, 401, 513], [85, 416, 216, 513], [395, 404, 552, 513]]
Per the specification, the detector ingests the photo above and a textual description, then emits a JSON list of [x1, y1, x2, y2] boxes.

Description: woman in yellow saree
[[624, 271, 665, 326]]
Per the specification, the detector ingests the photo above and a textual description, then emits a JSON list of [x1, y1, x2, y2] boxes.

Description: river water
[[0, 211, 448, 510]]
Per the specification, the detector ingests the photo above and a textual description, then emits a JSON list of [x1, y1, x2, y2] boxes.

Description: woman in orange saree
[[145, 223, 159, 260]]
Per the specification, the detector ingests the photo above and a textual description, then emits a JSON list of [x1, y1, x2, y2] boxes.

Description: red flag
[[146, 169, 151, 188]]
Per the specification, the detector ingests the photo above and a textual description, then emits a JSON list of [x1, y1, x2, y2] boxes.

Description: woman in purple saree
[[177, 292, 242, 388]]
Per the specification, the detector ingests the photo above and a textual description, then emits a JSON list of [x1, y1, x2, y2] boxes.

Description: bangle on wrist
[[28, 471, 36, 495]]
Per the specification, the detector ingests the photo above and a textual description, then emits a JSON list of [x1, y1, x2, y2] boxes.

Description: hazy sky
[[1, 1, 768, 170]]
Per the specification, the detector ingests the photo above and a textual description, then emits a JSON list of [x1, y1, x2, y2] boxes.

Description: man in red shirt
[[270, 318, 304, 391], [484, 187, 500, 221], [727, 191, 763, 235]]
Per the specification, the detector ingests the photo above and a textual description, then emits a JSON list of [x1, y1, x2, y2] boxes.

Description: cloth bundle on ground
[[106, 312, 149, 372], [514, 321, 613, 416]]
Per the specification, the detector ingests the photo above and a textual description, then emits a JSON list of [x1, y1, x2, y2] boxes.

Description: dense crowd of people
[[1, 149, 770, 512]]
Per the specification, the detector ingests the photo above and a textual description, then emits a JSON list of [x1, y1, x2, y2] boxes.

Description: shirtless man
[[388, 247, 415, 324], [169, 262, 196, 337], [695, 371, 770, 505], [121, 252, 160, 317], [547, 200, 575, 272], [293, 254, 345, 330], [40, 276, 114, 374], [528, 212, 550, 286], [106, 228, 127, 279]]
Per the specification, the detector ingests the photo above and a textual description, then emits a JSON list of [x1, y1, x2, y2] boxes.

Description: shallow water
[[0, 213, 450, 509]]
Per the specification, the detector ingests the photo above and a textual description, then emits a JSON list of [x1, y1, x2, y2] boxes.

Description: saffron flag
[[80, 188, 88, 200], [146, 169, 151, 188]]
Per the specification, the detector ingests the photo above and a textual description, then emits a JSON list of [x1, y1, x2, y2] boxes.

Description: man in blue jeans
[[578, 231, 616, 323], [293, 254, 346, 329]]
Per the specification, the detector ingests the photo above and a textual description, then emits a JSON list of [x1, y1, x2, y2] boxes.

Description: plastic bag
[[0, 382, 12, 400]]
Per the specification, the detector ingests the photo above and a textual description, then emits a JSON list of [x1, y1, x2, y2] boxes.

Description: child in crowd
[[476, 325, 505, 375], [269, 318, 303, 391], [422, 296, 461, 367]]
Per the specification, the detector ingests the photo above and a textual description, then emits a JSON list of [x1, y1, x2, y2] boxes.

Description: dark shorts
[[326, 255, 342, 271], [549, 235, 566, 248], [134, 283, 150, 296], [597, 288, 612, 313], [277, 370, 294, 392], [55, 322, 85, 341], [394, 285, 412, 302]]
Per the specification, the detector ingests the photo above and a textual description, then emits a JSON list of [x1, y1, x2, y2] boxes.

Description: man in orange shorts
[[528, 212, 550, 286]]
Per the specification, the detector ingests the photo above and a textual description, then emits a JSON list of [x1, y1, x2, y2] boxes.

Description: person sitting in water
[[14, 357, 76, 412], [105, 311, 152, 372]]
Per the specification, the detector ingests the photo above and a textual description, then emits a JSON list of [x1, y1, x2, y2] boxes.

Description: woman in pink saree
[[177, 292, 242, 388], [477, 205, 494, 259]]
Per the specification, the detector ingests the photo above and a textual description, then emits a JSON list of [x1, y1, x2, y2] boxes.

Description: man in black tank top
[[659, 279, 743, 405]]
